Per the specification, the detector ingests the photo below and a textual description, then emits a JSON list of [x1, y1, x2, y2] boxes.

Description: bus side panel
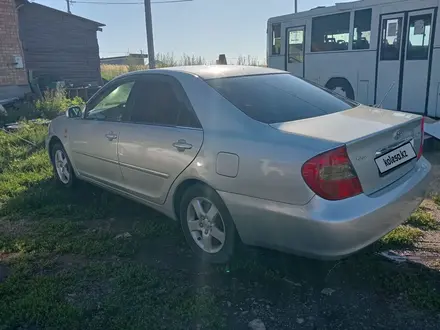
[[267, 56, 285, 71], [304, 52, 377, 105]]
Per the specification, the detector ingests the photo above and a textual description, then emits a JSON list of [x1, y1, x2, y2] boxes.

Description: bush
[[35, 89, 84, 120]]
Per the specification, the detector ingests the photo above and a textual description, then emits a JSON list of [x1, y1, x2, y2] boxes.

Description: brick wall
[[0, 0, 27, 88]]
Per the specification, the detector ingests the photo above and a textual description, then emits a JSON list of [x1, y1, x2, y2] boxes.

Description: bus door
[[376, 13, 405, 110], [401, 9, 435, 114], [285, 26, 305, 77], [377, 10, 436, 114]]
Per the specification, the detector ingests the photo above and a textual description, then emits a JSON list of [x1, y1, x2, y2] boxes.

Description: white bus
[[267, 0, 440, 117]]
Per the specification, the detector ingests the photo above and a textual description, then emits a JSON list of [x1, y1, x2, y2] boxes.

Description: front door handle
[[105, 132, 118, 141], [173, 139, 192, 152]]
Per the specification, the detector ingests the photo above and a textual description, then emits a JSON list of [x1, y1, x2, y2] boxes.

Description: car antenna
[[374, 82, 395, 108]]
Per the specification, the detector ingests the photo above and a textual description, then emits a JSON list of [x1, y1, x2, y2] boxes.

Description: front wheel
[[180, 184, 236, 264], [51, 142, 76, 188]]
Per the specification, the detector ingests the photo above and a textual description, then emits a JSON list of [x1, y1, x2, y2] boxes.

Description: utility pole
[[294, 0, 297, 13], [144, 0, 156, 69], [66, 0, 71, 13]]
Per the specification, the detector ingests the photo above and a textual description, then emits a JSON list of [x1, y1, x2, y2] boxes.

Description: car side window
[[129, 75, 201, 128], [85, 81, 135, 122]]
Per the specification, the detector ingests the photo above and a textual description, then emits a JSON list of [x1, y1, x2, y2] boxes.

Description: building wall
[[0, 0, 29, 99], [17, 3, 103, 87]]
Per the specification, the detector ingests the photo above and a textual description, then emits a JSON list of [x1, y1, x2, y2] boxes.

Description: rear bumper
[[219, 157, 432, 259]]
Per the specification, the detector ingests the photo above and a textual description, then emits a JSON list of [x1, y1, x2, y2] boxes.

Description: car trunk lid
[[270, 105, 423, 195]]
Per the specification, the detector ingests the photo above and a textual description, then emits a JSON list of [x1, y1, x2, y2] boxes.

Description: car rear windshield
[[206, 73, 357, 124]]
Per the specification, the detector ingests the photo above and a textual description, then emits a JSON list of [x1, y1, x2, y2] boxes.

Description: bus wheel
[[325, 78, 355, 100]]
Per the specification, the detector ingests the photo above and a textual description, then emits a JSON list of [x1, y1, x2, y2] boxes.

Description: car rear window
[[206, 73, 357, 124]]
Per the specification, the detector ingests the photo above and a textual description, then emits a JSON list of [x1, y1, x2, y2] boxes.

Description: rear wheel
[[51, 143, 76, 188], [325, 78, 355, 100], [180, 184, 236, 264]]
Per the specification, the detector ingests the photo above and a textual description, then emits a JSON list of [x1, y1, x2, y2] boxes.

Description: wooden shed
[[15, 0, 105, 88]]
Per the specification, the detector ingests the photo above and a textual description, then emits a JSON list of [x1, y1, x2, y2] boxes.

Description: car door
[[68, 78, 136, 187], [117, 74, 203, 204]]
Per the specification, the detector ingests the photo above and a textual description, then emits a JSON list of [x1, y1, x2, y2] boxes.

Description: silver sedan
[[46, 66, 432, 263]]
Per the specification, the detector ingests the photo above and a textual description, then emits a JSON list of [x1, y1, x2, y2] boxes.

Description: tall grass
[[101, 53, 207, 81], [35, 89, 85, 120], [101, 64, 131, 81], [100, 53, 265, 81], [236, 55, 260, 66]]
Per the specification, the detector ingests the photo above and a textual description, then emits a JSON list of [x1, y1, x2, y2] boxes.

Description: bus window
[[407, 14, 432, 60], [272, 23, 281, 55], [311, 12, 350, 52], [353, 9, 372, 50], [380, 18, 403, 61], [288, 29, 304, 63]]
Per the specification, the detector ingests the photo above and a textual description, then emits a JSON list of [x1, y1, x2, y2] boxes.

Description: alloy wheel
[[54, 149, 70, 184], [186, 197, 226, 254]]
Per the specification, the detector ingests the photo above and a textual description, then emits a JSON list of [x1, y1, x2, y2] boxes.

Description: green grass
[[0, 256, 224, 329], [431, 193, 440, 207], [0, 122, 224, 329], [1, 122, 440, 328], [407, 208, 439, 230], [381, 225, 424, 247]]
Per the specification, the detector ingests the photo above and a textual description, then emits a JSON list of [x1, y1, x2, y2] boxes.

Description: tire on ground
[[179, 183, 236, 264], [51, 142, 76, 188]]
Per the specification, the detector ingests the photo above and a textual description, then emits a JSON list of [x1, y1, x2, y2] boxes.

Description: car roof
[[142, 65, 285, 80], [162, 65, 284, 79]]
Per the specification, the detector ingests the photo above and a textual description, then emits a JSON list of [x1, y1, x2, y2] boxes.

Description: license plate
[[374, 142, 416, 174]]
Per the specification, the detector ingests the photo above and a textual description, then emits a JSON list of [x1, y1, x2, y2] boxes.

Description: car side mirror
[[66, 106, 82, 118]]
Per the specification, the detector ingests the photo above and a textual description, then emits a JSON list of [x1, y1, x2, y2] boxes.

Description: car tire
[[51, 142, 76, 188], [180, 184, 236, 264]]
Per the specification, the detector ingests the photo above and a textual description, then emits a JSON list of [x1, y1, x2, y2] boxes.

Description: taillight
[[301, 146, 363, 201], [417, 117, 425, 160]]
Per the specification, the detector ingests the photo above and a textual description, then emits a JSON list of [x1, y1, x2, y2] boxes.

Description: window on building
[[353, 9, 372, 50], [272, 23, 281, 55], [407, 14, 432, 60], [311, 13, 350, 52], [380, 18, 403, 61]]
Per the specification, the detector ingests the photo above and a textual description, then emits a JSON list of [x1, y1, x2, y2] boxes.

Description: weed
[[431, 193, 440, 207], [35, 89, 84, 120], [381, 225, 424, 247], [407, 208, 438, 230]]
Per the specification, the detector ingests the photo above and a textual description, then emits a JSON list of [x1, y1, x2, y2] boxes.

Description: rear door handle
[[173, 139, 192, 152], [105, 132, 118, 141]]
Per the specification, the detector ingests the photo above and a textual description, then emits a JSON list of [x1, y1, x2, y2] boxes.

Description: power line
[[71, 0, 192, 4]]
